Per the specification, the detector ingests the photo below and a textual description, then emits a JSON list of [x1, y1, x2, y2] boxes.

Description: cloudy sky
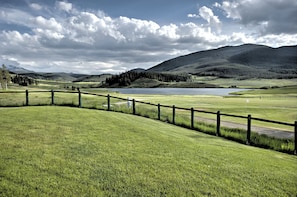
[[1, 0, 297, 74]]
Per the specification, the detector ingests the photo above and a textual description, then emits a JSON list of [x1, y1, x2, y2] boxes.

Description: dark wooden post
[[132, 99, 136, 115], [51, 90, 54, 105], [172, 105, 176, 124], [216, 111, 221, 136], [107, 94, 110, 111], [246, 114, 251, 145], [191, 108, 194, 129], [78, 89, 82, 108], [158, 104, 161, 120], [25, 90, 29, 106], [294, 121, 297, 155]]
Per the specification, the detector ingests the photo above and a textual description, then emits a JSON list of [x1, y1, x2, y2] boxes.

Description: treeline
[[192, 66, 297, 79], [11, 75, 38, 86], [104, 71, 189, 87], [0, 64, 39, 89]]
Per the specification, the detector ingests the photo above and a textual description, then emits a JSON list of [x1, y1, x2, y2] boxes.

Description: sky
[[0, 0, 297, 74]]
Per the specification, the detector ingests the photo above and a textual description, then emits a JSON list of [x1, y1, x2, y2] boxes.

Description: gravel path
[[196, 117, 294, 139]]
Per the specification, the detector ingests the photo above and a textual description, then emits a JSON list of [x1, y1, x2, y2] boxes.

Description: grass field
[[193, 77, 297, 88], [0, 106, 297, 196], [1, 85, 296, 129], [108, 87, 297, 128]]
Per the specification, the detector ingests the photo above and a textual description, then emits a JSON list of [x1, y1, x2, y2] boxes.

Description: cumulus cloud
[[199, 6, 221, 33], [56, 1, 72, 12], [216, 0, 297, 35], [0, 1, 296, 74]]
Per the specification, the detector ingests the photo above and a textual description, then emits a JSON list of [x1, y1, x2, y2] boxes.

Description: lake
[[109, 88, 248, 96]]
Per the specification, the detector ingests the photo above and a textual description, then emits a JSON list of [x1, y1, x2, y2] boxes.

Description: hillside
[[7, 70, 109, 83], [1, 107, 296, 196], [148, 44, 297, 79], [20, 72, 87, 81]]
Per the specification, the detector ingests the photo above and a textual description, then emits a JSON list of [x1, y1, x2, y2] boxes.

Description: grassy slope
[[0, 107, 296, 196]]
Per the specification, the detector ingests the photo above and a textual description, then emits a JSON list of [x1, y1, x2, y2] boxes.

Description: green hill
[[148, 44, 297, 79], [1, 107, 296, 196]]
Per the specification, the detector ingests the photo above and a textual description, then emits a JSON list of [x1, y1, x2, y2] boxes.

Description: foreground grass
[[0, 107, 296, 196]]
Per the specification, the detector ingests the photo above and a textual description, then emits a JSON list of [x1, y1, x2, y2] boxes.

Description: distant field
[[193, 77, 297, 88], [0, 107, 296, 196], [1, 85, 296, 131], [109, 87, 297, 129]]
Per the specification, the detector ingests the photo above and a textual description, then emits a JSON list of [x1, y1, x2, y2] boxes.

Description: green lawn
[[0, 106, 296, 196]]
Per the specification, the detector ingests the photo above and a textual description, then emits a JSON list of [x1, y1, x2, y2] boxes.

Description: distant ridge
[[6, 65, 34, 74], [5, 65, 111, 82], [147, 44, 297, 79]]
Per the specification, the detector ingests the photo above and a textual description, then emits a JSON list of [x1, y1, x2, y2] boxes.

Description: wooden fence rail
[[0, 89, 296, 155]]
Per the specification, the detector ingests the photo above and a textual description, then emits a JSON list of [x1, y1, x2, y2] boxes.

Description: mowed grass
[[0, 107, 297, 196]]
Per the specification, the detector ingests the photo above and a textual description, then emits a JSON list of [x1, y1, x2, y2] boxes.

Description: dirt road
[[196, 117, 294, 139]]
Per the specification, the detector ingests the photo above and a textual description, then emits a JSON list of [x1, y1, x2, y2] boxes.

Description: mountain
[[21, 72, 89, 82], [5, 65, 104, 82], [147, 44, 297, 79], [6, 65, 34, 74]]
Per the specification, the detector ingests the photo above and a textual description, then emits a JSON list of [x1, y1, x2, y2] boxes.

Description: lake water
[[109, 88, 248, 96]]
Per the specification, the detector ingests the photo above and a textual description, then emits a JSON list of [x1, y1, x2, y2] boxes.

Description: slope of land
[[148, 44, 297, 79], [5, 44, 297, 88], [0, 107, 296, 196]]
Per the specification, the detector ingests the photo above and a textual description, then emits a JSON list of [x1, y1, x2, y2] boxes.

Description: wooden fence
[[1, 89, 296, 154]]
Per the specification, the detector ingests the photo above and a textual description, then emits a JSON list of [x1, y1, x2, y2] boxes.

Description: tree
[[0, 64, 11, 90]]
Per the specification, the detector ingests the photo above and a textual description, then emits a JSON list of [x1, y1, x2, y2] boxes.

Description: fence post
[[246, 114, 251, 145], [216, 111, 221, 136], [294, 121, 297, 155], [158, 104, 161, 120], [107, 94, 110, 111], [191, 108, 194, 129], [132, 99, 136, 115], [25, 90, 29, 106], [78, 89, 81, 108], [51, 90, 54, 105], [172, 105, 176, 124]]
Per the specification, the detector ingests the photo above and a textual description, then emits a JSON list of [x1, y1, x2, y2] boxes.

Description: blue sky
[[0, 0, 296, 74]]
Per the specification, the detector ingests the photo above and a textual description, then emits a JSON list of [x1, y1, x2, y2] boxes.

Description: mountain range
[[148, 44, 297, 79], [5, 44, 297, 82]]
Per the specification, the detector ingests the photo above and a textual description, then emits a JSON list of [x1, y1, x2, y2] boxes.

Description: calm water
[[109, 88, 249, 96]]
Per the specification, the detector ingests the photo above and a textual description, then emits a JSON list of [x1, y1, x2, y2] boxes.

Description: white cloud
[[0, 7, 33, 27], [199, 6, 221, 33], [30, 3, 42, 10], [0, 1, 296, 74], [217, 0, 297, 35], [187, 14, 200, 18], [158, 24, 179, 39], [34, 16, 63, 32], [56, 1, 72, 12]]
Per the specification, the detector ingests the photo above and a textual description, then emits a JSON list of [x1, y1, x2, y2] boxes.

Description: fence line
[[0, 89, 296, 154]]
